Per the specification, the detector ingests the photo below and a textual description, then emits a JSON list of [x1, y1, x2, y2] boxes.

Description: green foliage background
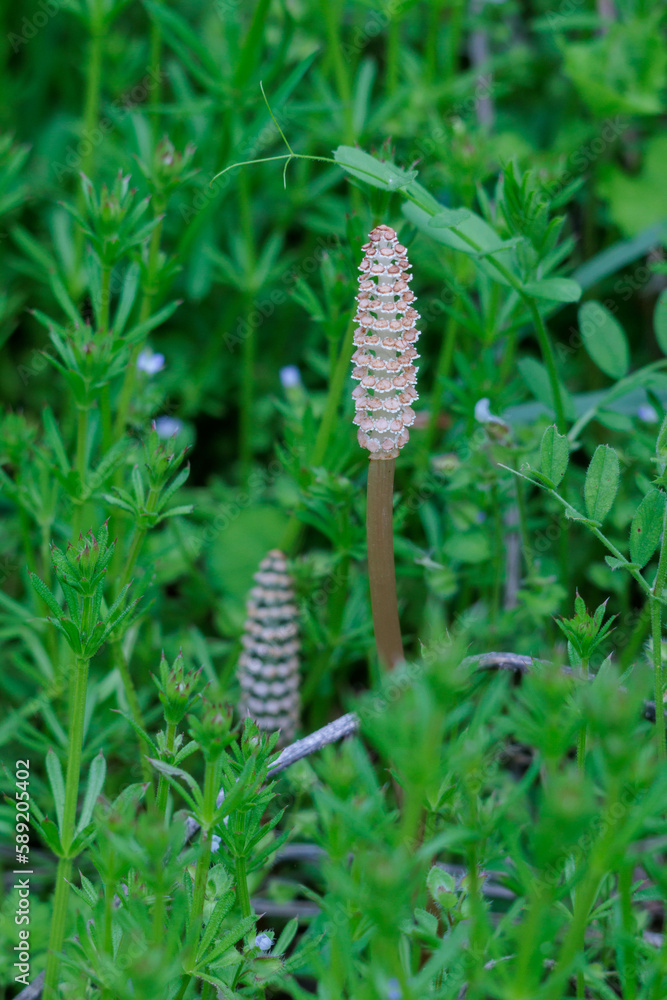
[[2, 0, 667, 997]]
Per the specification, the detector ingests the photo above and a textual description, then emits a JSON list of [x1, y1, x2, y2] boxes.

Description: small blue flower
[[279, 365, 302, 389], [254, 932, 273, 952], [155, 416, 182, 439], [387, 978, 402, 1000], [638, 403, 659, 424], [137, 349, 166, 375]]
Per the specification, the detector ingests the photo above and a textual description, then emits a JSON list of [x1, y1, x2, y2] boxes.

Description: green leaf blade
[[584, 445, 620, 523], [579, 300, 630, 379], [629, 488, 666, 568], [540, 425, 569, 487]]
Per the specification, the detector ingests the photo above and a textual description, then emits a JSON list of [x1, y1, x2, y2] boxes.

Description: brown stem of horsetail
[[367, 456, 404, 670]]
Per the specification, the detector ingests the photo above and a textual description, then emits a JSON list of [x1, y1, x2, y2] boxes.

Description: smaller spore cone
[[238, 549, 300, 745], [351, 224, 420, 458]]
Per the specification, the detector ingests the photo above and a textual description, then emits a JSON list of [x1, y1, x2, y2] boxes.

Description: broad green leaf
[[46, 749, 65, 834], [523, 277, 582, 303], [333, 145, 417, 192], [429, 207, 476, 228], [655, 288, 667, 356], [578, 300, 629, 379], [629, 489, 666, 568], [584, 445, 620, 523], [76, 751, 106, 836], [428, 206, 509, 256], [540, 425, 569, 487], [573, 221, 667, 291], [402, 200, 515, 286]]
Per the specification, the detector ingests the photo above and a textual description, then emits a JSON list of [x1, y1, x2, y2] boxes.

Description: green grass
[[2, 1, 667, 997]]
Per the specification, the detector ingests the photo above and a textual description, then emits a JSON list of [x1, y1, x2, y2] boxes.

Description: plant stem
[[650, 498, 667, 760], [43, 857, 73, 1000], [620, 603, 651, 669], [73, 405, 90, 540], [74, 13, 104, 269], [43, 646, 91, 998], [514, 472, 534, 577], [156, 721, 177, 816], [238, 174, 256, 484], [110, 483, 160, 595], [443, 0, 464, 81], [386, 13, 400, 94], [114, 210, 164, 437], [322, 0, 353, 143], [619, 861, 637, 1000], [233, 0, 272, 90], [279, 314, 355, 555], [313, 315, 356, 467], [148, 5, 162, 115], [98, 264, 113, 451], [577, 656, 588, 772], [367, 457, 403, 670], [526, 298, 566, 433], [186, 758, 219, 968], [542, 784, 622, 1000], [235, 853, 252, 920], [490, 480, 502, 623], [112, 640, 153, 788], [422, 311, 457, 466]]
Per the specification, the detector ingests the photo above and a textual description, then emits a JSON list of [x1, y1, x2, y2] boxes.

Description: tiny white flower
[[137, 349, 166, 375], [155, 416, 182, 439], [211, 835, 221, 853], [638, 403, 659, 424], [255, 932, 273, 952], [279, 365, 302, 389], [474, 397, 505, 425]]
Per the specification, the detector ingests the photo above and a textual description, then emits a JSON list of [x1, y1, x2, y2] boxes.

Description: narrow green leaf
[[111, 710, 158, 754], [523, 277, 582, 303], [75, 751, 106, 836], [540, 425, 569, 487], [30, 573, 63, 618], [147, 758, 202, 797], [517, 357, 575, 419], [273, 916, 299, 956], [333, 145, 417, 192], [629, 489, 666, 568], [197, 890, 235, 960], [428, 206, 508, 256], [35, 816, 63, 855], [655, 288, 667, 356], [46, 749, 65, 834], [584, 445, 620, 523], [578, 300, 629, 379], [42, 406, 71, 475], [197, 914, 256, 968]]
